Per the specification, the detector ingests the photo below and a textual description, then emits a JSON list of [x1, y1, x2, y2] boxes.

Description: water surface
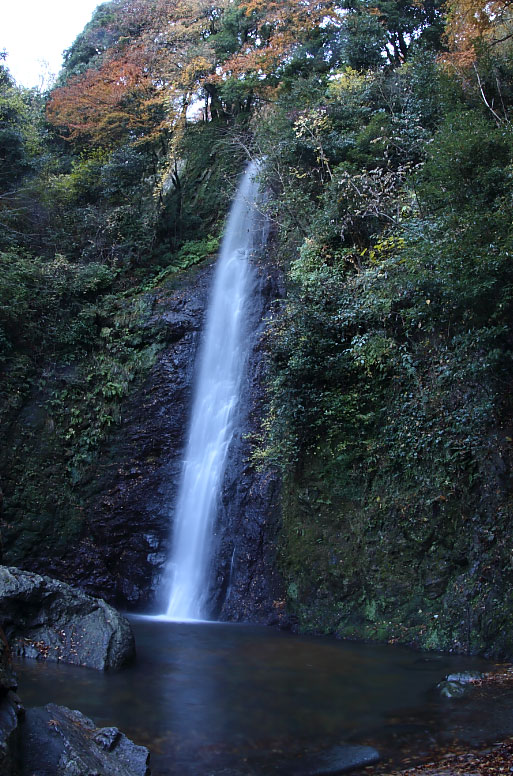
[[15, 618, 512, 774]]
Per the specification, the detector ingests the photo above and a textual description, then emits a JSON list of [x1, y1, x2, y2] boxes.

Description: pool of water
[[14, 618, 513, 774]]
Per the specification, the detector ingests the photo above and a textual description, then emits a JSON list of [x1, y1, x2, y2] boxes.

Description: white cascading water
[[161, 161, 263, 621]]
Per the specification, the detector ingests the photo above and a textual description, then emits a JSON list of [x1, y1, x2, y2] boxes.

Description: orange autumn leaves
[[46, 0, 341, 148], [46, 52, 161, 148], [46, 0, 227, 148], [444, 0, 513, 66]]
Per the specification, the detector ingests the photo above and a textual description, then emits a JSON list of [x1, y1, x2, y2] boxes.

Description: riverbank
[[367, 737, 513, 775], [364, 667, 513, 775]]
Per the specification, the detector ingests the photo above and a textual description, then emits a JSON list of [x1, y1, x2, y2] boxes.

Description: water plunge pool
[[15, 618, 513, 774]]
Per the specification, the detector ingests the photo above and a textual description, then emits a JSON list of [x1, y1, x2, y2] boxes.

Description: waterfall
[[160, 161, 265, 621]]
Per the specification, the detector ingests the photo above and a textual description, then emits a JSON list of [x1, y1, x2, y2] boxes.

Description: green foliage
[[0, 250, 116, 360], [250, 26, 513, 653], [419, 112, 513, 214], [0, 63, 46, 248], [43, 292, 162, 481], [342, 13, 388, 70], [59, 2, 118, 82], [2, 0, 513, 655], [176, 235, 220, 267], [0, 66, 34, 188], [158, 119, 247, 248], [0, 273, 168, 563]]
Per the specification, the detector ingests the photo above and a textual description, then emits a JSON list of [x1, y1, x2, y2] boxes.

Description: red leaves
[[46, 51, 159, 147]]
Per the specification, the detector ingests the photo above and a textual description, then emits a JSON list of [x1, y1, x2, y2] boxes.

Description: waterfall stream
[[160, 161, 264, 621]]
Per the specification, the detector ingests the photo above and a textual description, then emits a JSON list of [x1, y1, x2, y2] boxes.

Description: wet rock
[[21, 703, 150, 776], [437, 680, 467, 698], [0, 566, 134, 670], [212, 252, 287, 623], [0, 477, 3, 563], [446, 671, 484, 683], [0, 692, 22, 776], [437, 669, 485, 699], [282, 744, 380, 775], [44, 265, 214, 609], [0, 628, 23, 776], [0, 629, 16, 694]]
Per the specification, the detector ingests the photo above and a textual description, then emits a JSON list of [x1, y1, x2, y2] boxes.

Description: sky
[[2, 0, 102, 88]]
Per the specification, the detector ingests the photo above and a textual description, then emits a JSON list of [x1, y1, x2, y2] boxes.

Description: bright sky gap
[[2, 0, 101, 88]]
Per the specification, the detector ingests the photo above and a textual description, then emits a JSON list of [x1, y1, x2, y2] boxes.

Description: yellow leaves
[[328, 67, 372, 97], [290, 167, 309, 179], [181, 55, 215, 88], [293, 110, 331, 139], [366, 236, 406, 264]]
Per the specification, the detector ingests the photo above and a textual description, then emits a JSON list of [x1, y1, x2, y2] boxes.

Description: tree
[[46, 52, 165, 149], [47, 0, 230, 147], [444, 0, 513, 65], [217, 1, 340, 82]]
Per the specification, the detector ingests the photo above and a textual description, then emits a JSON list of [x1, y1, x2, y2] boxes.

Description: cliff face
[[279, 427, 513, 657], [2, 250, 285, 618], [211, 252, 287, 625], [19, 263, 214, 607], [74, 252, 285, 617]]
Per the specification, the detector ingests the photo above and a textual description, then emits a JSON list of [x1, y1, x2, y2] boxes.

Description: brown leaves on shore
[[389, 738, 513, 776], [365, 668, 513, 776]]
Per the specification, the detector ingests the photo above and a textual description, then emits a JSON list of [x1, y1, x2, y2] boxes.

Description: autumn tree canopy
[[444, 0, 513, 65], [46, 0, 448, 150], [47, 0, 230, 148]]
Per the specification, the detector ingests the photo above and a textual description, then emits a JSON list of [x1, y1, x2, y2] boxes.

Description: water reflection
[[14, 618, 507, 775]]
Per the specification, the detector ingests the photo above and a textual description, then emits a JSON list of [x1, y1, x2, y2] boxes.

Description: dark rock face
[[0, 630, 22, 776], [0, 566, 134, 670], [0, 477, 4, 564], [0, 631, 16, 698], [11, 247, 285, 620], [21, 265, 214, 609], [21, 704, 150, 776], [36, 252, 285, 620], [79, 267, 214, 608], [210, 252, 287, 624]]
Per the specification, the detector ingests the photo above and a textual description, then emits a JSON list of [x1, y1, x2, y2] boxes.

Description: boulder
[[283, 745, 380, 776], [446, 671, 484, 683], [437, 680, 466, 698], [0, 566, 135, 671], [21, 703, 150, 776], [0, 628, 23, 776], [437, 670, 485, 698]]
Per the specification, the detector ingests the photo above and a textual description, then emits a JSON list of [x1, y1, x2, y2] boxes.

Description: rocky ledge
[[0, 566, 135, 671]]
